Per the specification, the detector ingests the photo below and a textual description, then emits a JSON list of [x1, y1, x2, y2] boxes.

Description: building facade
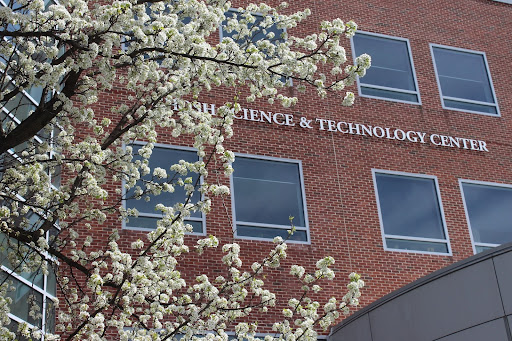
[[192, 0, 512, 315], [2, 0, 512, 339]]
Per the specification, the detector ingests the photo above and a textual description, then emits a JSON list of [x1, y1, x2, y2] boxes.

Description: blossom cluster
[[0, 0, 369, 339]]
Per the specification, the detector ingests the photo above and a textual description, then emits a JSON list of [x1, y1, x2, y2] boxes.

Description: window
[[220, 9, 289, 82], [0, 1, 59, 338], [231, 155, 309, 242], [220, 9, 285, 47], [460, 180, 512, 254], [430, 44, 499, 116], [220, 9, 289, 84], [0, 96, 61, 189], [124, 144, 205, 234], [123, 2, 191, 65], [1, 1, 62, 188], [351, 32, 420, 104], [373, 170, 451, 254], [0, 230, 57, 338]]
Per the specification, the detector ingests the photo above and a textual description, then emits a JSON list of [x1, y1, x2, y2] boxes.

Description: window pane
[[233, 157, 307, 241], [24, 86, 43, 103], [3, 210, 44, 233], [3, 88, 36, 122], [237, 225, 308, 242], [1, 272, 43, 327], [385, 238, 448, 253], [375, 173, 446, 241], [433, 47, 494, 104], [222, 10, 284, 46], [44, 0, 57, 9], [7, 320, 30, 341], [126, 216, 203, 234], [462, 183, 512, 245], [45, 299, 55, 333], [125, 146, 202, 225], [353, 34, 416, 92], [443, 99, 497, 115], [0, 234, 45, 289], [50, 162, 61, 188], [475, 245, 494, 254], [361, 87, 418, 103], [221, 10, 287, 83], [233, 157, 305, 227], [46, 267, 56, 297]]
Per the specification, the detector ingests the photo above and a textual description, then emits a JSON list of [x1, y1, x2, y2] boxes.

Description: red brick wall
[[84, 0, 512, 334]]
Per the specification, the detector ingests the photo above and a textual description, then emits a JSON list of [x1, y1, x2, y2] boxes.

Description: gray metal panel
[[494, 251, 512, 315], [368, 259, 503, 341], [328, 313, 372, 341], [436, 318, 508, 341]]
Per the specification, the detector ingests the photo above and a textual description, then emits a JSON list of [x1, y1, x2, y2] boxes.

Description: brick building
[[2, 0, 512, 339], [189, 0, 512, 335], [126, 0, 512, 335], [182, 0, 512, 317]]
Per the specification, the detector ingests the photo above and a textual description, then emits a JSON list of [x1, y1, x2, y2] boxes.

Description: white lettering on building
[[172, 99, 489, 152]]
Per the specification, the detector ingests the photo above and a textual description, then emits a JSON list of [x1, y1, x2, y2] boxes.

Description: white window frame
[[1, 67, 63, 190], [493, 0, 512, 4], [0, 82, 60, 340], [459, 179, 512, 254], [122, 142, 206, 236], [372, 169, 452, 256], [0, 0, 60, 338], [1, 263, 57, 335], [0, 207, 59, 338], [1, 107, 61, 191], [230, 153, 310, 244], [351, 31, 421, 105], [430, 43, 500, 117]]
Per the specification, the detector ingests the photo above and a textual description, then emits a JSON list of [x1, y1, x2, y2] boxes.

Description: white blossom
[[0, 0, 369, 339]]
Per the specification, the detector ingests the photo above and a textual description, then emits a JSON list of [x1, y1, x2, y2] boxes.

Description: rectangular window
[[0, 231, 57, 336], [231, 155, 309, 242], [220, 9, 288, 84], [124, 144, 205, 234], [430, 44, 499, 116], [0, 0, 59, 338], [373, 170, 451, 255], [220, 9, 285, 46], [352, 32, 420, 104], [0, 105, 61, 189], [460, 180, 512, 254], [123, 2, 191, 66]]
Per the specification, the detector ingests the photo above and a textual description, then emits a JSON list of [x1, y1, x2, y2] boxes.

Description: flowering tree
[[0, 0, 370, 340]]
